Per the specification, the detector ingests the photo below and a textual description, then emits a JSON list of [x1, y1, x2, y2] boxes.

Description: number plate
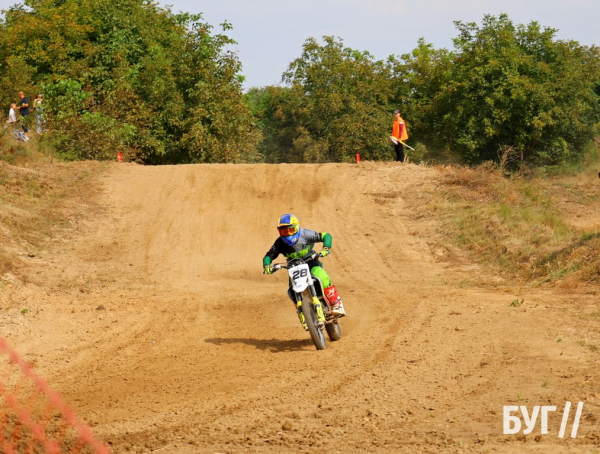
[[289, 263, 310, 292]]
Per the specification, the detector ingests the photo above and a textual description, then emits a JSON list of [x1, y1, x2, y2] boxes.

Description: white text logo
[[503, 402, 584, 438]]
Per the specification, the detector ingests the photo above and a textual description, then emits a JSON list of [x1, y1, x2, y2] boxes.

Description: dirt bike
[[271, 251, 342, 350]]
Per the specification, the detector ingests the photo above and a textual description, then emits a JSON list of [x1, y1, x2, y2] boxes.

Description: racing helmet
[[277, 214, 301, 246]]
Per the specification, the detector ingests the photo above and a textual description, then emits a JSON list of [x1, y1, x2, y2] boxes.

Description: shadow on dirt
[[204, 337, 313, 353]]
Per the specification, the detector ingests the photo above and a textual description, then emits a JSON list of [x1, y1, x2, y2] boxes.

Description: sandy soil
[[1, 161, 599, 453]]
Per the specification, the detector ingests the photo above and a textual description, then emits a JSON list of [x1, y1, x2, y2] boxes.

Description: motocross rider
[[263, 214, 346, 330]]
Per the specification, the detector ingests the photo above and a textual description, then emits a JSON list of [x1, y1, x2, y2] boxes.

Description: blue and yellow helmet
[[277, 214, 301, 246]]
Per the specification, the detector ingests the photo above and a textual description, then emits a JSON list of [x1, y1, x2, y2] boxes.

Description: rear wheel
[[300, 296, 327, 351], [325, 320, 342, 341]]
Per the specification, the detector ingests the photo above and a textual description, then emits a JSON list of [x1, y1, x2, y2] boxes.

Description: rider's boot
[[324, 285, 346, 317], [332, 299, 346, 317]]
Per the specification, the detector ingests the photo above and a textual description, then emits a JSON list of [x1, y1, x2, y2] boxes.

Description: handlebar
[[267, 250, 326, 274]]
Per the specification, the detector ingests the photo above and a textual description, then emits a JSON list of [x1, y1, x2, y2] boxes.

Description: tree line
[[250, 15, 600, 166], [1, 2, 598, 166]]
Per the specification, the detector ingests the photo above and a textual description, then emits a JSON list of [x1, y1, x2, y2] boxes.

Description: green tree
[[245, 85, 287, 163], [433, 14, 600, 165], [0, 0, 259, 162], [388, 38, 454, 158], [259, 36, 395, 163]]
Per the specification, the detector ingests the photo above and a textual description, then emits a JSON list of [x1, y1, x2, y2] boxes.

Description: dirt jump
[[1, 162, 598, 453]]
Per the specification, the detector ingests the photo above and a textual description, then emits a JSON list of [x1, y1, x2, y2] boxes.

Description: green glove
[[320, 247, 331, 258], [263, 265, 274, 275]]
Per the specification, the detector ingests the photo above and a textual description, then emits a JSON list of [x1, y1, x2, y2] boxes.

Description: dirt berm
[[2, 162, 598, 453]]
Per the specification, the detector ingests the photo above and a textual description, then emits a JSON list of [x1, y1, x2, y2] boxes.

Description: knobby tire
[[301, 295, 327, 351], [325, 321, 342, 341]]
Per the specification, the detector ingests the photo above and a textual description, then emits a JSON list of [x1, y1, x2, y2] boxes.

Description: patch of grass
[[577, 340, 599, 353], [458, 278, 475, 288], [581, 232, 600, 241], [577, 312, 600, 320], [434, 162, 600, 284], [0, 139, 105, 280], [509, 299, 524, 307]]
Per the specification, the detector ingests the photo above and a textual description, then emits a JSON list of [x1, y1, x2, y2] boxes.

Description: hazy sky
[[164, 0, 598, 89], [1, 0, 598, 90]]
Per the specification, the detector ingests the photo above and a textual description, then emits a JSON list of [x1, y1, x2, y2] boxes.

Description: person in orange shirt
[[391, 109, 409, 162]]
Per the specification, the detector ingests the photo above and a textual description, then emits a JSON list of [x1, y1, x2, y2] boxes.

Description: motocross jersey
[[263, 229, 332, 266]]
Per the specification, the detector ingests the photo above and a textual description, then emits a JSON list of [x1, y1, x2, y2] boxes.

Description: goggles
[[278, 225, 299, 237]]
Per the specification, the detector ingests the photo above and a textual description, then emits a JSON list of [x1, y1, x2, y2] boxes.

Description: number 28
[[292, 269, 308, 279]]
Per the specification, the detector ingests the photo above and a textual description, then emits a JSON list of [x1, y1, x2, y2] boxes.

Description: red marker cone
[[356, 153, 361, 163], [117, 152, 123, 162]]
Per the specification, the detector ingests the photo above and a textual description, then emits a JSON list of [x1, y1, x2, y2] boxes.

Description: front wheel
[[300, 296, 327, 351]]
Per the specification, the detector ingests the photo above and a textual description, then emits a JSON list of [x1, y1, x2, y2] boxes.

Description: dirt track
[[2, 162, 599, 453]]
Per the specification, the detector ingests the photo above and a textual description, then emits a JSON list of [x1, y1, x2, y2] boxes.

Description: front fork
[[296, 284, 326, 323]]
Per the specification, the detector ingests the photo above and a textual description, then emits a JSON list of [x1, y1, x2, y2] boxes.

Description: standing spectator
[[8, 103, 16, 126], [18, 91, 30, 133], [391, 109, 409, 163], [33, 93, 45, 134], [8, 103, 27, 141]]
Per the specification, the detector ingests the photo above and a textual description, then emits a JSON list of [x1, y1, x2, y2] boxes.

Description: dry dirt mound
[[1, 162, 598, 453]]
